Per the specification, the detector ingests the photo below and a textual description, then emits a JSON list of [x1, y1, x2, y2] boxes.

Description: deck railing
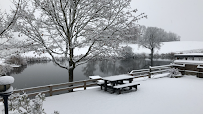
[[129, 64, 172, 78], [0, 78, 101, 101]]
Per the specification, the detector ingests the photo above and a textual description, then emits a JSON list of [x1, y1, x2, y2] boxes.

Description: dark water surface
[[11, 59, 171, 89]]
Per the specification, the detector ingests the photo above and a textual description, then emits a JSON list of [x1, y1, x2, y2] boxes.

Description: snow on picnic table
[[43, 75, 203, 114]]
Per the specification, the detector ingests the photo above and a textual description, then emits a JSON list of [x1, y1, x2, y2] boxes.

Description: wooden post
[[197, 68, 200, 78], [49, 86, 53, 96], [149, 66, 151, 78], [84, 81, 86, 90]]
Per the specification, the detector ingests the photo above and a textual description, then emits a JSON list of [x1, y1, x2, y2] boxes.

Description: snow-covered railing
[[197, 65, 203, 69], [171, 63, 203, 77], [2, 78, 101, 100], [129, 69, 150, 78], [171, 63, 185, 67], [129, 65, 172, 78], [149, 65, 172, 77]]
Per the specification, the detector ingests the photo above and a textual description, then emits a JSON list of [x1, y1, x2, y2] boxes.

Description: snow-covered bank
[[42, 75, 203, 114], [124, 41, 203, 54]]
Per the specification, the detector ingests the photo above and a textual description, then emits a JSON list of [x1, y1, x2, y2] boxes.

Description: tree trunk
[[150, 48, 154, 66], [69, 48, 75, 82], [68, 67, 74, 92], [69, 67, 74, 82]]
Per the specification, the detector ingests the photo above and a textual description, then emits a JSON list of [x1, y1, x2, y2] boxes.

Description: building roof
[[174, 53, 203, 57]]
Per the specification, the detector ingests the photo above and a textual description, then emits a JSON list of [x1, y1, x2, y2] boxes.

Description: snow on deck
[[41, 75, 203, 114]]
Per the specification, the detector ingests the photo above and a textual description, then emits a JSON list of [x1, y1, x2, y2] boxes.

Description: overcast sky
[[131, 0, 203, 41], [0, 0, 203, 41]]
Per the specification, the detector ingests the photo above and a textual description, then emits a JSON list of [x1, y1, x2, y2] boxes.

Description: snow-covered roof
[[174, 53, 203, 57], [174, 60, 203, 65], [0, 76, 14, 85]]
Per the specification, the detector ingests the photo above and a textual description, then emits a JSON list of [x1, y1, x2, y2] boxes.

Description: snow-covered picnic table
[[102, 75, 139, 94]]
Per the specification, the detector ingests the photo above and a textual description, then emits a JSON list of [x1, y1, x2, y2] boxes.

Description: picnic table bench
[[101, 75, 140, 94], [113, 82, 140, 94]]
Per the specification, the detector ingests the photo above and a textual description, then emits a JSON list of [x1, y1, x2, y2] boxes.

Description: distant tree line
[[123, 25, 180, 43]]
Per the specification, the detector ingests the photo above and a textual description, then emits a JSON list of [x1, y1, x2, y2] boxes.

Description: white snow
[[102, 74, 133, 81], [175, 53, 203, 56], [9, 64, 21, 68], [89, 75, 102, 79], [0, 76, 14, 85], [42, 75, 203, 114], [174, 60, 203, 65]]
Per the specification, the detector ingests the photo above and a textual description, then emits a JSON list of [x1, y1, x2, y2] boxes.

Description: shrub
[[5, 55, 27, 66], [121, 46, 134, 58], [169, 68, 181, 78], [0, 65, 13, 76], [8, 92, 59, 114]]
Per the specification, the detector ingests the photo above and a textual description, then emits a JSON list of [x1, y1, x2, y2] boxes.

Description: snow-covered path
[[43, 75, 203, 114]]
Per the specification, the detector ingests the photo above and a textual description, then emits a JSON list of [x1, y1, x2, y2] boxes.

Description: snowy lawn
[[43, 75, 203, 114]]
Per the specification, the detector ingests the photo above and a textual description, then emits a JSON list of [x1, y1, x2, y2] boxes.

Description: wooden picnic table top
[[102, 75, 133, 82]]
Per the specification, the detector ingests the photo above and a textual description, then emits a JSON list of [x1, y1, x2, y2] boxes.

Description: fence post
[[84, 81, 86, 90], [149, 66, 151, 78], [49, 86, 53, 96]]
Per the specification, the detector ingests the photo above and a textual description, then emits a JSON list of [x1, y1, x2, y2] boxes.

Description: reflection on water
[[10, 59, 171, 89]]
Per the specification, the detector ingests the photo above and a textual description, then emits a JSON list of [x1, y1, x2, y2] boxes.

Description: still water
[[11, 59, 171, 89]]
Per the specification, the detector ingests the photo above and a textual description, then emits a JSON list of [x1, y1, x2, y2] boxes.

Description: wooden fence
[[129, 64, 172, 78], [0, 78, 101, 102]]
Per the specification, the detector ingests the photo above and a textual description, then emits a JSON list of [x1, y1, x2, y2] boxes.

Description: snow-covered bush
[[5, 55, 27, 66], [120, 46, 134, 59], [8, 92, 46, 114], [0, 65, 13, 76], [8, 92, 59, 114], [169, 68, 181, 78]]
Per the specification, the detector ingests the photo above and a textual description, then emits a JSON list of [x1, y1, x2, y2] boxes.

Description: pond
[[10, 59, 172, 89]]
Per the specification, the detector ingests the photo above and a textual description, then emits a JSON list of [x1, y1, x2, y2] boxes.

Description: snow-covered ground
[[40, 74, 203, 114]]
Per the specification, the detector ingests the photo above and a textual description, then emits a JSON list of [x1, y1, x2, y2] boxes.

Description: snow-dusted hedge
[[0, 65, 13, 76], [169, 68, 181, 78], [5, 55, 27, 66], [25, 57, 51, 62], [8, 92, 59, 114]]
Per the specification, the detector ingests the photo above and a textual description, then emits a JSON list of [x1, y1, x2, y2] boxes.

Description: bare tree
[[0, 0, 22, 58], [138, 27, 164, 66], [0, 0, 21, 41], [15, 0, 146, 82], [167, 32, 180, 41]]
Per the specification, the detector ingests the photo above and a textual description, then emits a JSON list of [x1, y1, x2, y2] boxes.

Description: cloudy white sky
[[131, 0, 203, 41], [0, 0, 203, 41]]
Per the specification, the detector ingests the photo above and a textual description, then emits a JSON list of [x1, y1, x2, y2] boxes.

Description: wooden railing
[[0, 78, 101, 101], [129, 63, 203, 78], [129, 69, 150, 78], [149, 64, 172, 77], [129, 64, 172, 78], [10, 78, 101, 98]]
